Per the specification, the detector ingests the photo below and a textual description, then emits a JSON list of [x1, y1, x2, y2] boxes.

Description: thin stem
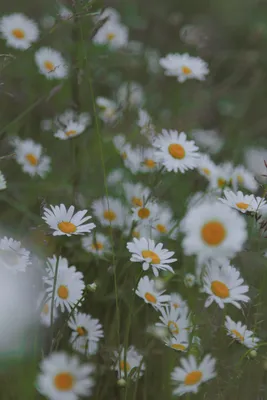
[[50, 254, 60, 349]]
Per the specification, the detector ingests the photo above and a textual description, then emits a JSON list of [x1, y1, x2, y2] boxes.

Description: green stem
[[50, 254, 60, 350]]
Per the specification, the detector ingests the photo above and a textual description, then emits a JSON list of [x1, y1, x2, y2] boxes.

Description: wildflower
[[184, 273, 196, 288], [164, 330, 189, 352], [225, 316, 259, 348], [202, 262, 249, 309], [96, 97, 119, 124], [117, 82, 144, 109], [140, 147, 159, 173], [153, 130, 199, 173], [54, 110, 91, 140], [0, 237, 31, 273], [137, 108, 155, 139], [131, 200, 159, 225], [123, 182, 150, 208], [58, 4, 73, 21], [180, 201, 247, 264], [37, 352, 94, 399], [135, 276, 170, 309], [38, 296, 58, 327], [35, 47, 68, 79], [232, 165, 258, 193], [87, 282, 97, 292], [152, 205, 178, 239], [171, 354, 216, 396], [113, 346, 145, 380], [156, 305, 190, 336], [0, 171, 6, 190], [191, 129, 224, 154], [196, 153, 217, 181], [219, 190, 266, 214], [127, 237, 176, 277], [107, 169, 125, 186], [159, 53, 209, 82], [42, 204, 96, 236], [209, 162, 234, 191], [245, 147, 267, 183], [169, 293, 189, 313], [93, 19, 128, 49], [94, 7, 121, 23], [92, 197, 127, 228], [12, 137, 51, 178], [81, 233, 110, 256], [0, 13, 39, 50]]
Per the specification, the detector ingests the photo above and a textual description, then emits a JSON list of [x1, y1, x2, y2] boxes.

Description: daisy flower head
[[170, 293, 189, 313], [196, 153, 217, 181], [245, 147, 267, 183], [137, 108, 155, 139], [35, 47, 68, 79], [127, 237, 176, 277], [92, 197, 127, 229], [135, 275, 170, 309], [202, 262, 249, 309], [113, 346, 145, 380], [94, 7, 121, 23], [93, 19, 128, 49], [191, 129, 224, 154], [180, 201, 247, 264], [58, 4, 73, 21], [0, 237, 31, 273], [153, 130, 199, 173], [219, 190, 266, 214], [123, 182, 150, 209], [37, 351, 94, 400], [164, 330, 189, 352], [140, 147, 159, 173], [45, 255, 69, 278], [54, 110, 91, 140], [225, 316, 259, 349], [156, 305, 190, 337], [42, 204, 96, 237], [12, 137, 51, 178], [131, 200, 159, 226], [96, 97, 119, 124], [159, 53, 209, 82], [209, 162, 234, 191], [171, 354, 216, 396], [117, 82, 144, 109], [232, 165, 258, 193], [107, 169, 125, 187], [38, 295, 58, 327], [0, 13, 39, 50], [184, 273, 196, 288], [0, 171, 6, 190], [152, 204, 178, 239], [81, 232, 111, 256]]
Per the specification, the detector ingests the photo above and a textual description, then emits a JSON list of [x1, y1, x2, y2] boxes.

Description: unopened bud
[[87, 282, 97, 292], [184, 273, 196, 288], [154, 278, 166, 291], [117, 378, 126, 387], [249, 349, 257, 359]]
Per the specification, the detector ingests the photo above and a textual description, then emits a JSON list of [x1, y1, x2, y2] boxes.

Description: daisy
[[0, 237, 31, 273], [191, 129, 224, 154], [44, 258, 85, 313], [135, 275, 170, 309], [196, 153, 217, 181], [45, 255, 69, 277], [245, 147, 267, 183], [153, 130, 199, 173], [0, 171, 6, 190], [171, 354, 216, 396], [137, 108, 155, 139], [81, 233, 111, 256], [0, 13, 39, 50], [219, 190, 266, 214], [225, 316, 259, 349], [209, 162, 234, 191], [131, 200, 159, 225], [68, 312, 104, 356], [94, 7, 121, 23], [96, 97, 119, 124], [58, 4, 73, 21], [139, 147, 159, 173], [93, 19, 128, 49], [38, 296, 58, 327], [184, 273, 196, 288], [156, 305, 190, 336], [159, 53, 209, 82], [12, 137, 51, 178], [169, 293, 189, 313], [37, 352, 94, 400], [54, 110, 91, 140], [92, 197, 127, 229], [180, 201, 247, 264], [117, 82, 144, 109], [107, 169, 125, 186], [202, 262, 249, 309], [123, 182, 150, 208], [113, 346, 145, 380], [123, 146, 144, 174], [42, 204, 96, 236], [164, 330, 189, 352], [152, 204, 178, 239], [127, 237, 176, 277], [232, 165, 258, 193], [35, 47, 68, 79]]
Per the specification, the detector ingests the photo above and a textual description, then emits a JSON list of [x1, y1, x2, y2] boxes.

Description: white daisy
[[184, 273, 196, 288], [152, 204, 178, 239], [245, 147, 267, 183], [225, 316, 259, 349], [94, 7, 121, 23], [117, 82, 144, 109], [35, 47, 68, 79], [58, 4, 73, 21], [54, 110, 91, 140], [107, 169, 125, 186], [42, 204, 96, 236], [169, 293, 189, 313], [196, 153, 217, 181], [123, 182, 150, 208], [219, 190, 266, 214], [37, 352, 94, 400], [232, 165, 258, 193], [202, 262, 249, 309], [127, 237, 176, 277], [171, 354, 216, 396], [40, 15, 56, 30], [38, 295, 58, 327], [93, 19, 128, 49], [180, 201, 247, 264], [164, 330, 189, 352], [45, 255, 69, 278], [139, 147, 159, 173], [81, 233, 111, 256], [0, 237, 31, 273], [44, 258, 85, 313], [137, 108, 155, 140], [96, 97, 119, 124], [0, 171, 6, 190], [92, 197, 127, 229], [159, 53, 209, 82], [191, 129, 224, 154], [135, 275, 170, 309], [153, 130, 199, 173], [209, 162, 234, 191], [68, 312, 104, 356], [0, 13, 39, 50], [12, 137, 51, 178], [156, 305, 190, 336], [131, 200, 159, 225], [113, 346, 145, 380]]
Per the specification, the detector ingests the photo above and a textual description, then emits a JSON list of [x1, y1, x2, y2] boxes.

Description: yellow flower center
[[142, 250, 160, 264], [12, 28, 25, 39], [211, 280, 229, 299], [236, 202, 249, 210], [144, 158, 156, 168], [76, 326, 87, 336], [202, 168, 211, 176], [231, 329, 244, 342], [57, 285, 69, 299], [237, 175, 244, 184], [107, 32, 116, 41], [103, 210, 117, 221], [171, 343, 186, 351], [121, 152, 127, 160], [65, 130, 77, 137], [120, 360, 131, 371], [25, 153, 38, 166], [92, 242, 104, 250], [54, 372, 74, 391], [132, 197, 143, 207], [168, 320, 179, 335], [58, 221, 77, 234], [201, 221, 226, 246], [144, 292, 157, 304], [132, 230, 140, 239], [184, 371, 203, 385], [44, 60, 55, 72], [173, 303, 179, 309], [138, 207, 150, 219], [168, 143, 185, 159], [156, 224, 167, 233], [42, 303, 49, 315], [217, 178, 226, 188], [181, 66, 192, 75]]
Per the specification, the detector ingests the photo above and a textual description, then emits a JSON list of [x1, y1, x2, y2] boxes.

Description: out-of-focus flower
[[191, 130, 223, 154], [113, 346, 145, 380], [92, 197, 127, 229], [135, 275, 170, 309], [0, 237, 31, 273], [93, 19, 128, 49], [159, 53, 209, 82], [219, 190, 266, 214], [35, 47, 69, 79], [232, 165, 258, 193], [96, 97, 119, 124], [54, 110, 91, 140], [225, 316, 259, 348], [0, 13, 39, 50], [0, 171, 6, 190], [117, 82, 144, 109], [81, 233, 111, 256], [184, 273, 196, 288], [245, 147, 267, 183]]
